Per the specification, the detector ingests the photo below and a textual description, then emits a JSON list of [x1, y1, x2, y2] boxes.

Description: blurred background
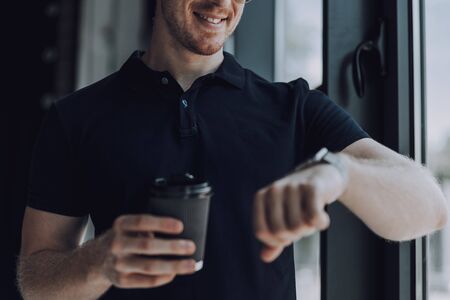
[[1, 0, 449, 299], [424, 1, 450, 299]]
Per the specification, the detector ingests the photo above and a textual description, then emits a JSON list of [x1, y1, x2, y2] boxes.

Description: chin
[[188, 40, 225, 56], [196, 46, 223, 56]]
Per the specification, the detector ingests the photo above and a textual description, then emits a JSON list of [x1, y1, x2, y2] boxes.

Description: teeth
[[198, 14, 222, 24]]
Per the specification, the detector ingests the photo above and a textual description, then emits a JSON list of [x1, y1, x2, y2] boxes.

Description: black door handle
[[353, 19, 387, 98]]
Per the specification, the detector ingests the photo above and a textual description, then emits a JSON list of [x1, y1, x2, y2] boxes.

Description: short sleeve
[[302, 89, 370, 157], [27, 103, 88, 217]]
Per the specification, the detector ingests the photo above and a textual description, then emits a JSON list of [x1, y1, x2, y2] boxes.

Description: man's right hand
[[98, 214, 197, 289]]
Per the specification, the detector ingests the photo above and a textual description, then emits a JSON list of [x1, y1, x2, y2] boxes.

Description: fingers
[[112, 236, 196, 256], [115, 256, 197, 275], [285, 185, 303, 231], [115, 273, 176, 289], [265, 186, 285, 235], [254, 182, 331, 261], [254, 189, 290, 248], [301, 185, 330, 231], [105, 214, 197, 290], [114, 215, 184, 235]]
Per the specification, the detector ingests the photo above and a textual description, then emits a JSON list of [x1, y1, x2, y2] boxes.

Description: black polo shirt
[[28, 50, 369, 299]]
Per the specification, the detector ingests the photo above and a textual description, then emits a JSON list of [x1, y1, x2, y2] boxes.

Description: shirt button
[[161, 77, 169, 85], [182, 99, 188, 108]]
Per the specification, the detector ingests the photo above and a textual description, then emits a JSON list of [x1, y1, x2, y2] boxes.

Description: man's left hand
[[253, 163, 348, 262]]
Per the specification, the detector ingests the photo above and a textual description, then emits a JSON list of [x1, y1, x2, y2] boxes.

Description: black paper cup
[[148, 173, 212, 271]]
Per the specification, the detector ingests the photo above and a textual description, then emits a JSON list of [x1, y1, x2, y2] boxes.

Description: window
[[425, 1, 450, 299], [76, 0, 147, 89], [275, 0, 323, 88], [275, 1, 323, 299]]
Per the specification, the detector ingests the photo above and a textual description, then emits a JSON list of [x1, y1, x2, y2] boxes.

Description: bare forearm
[[339, 154, 448, 241], [17, 238, 111, 300]]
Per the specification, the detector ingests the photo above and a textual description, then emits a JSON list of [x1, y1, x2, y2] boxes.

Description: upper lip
[[195, 12, 228, 20]]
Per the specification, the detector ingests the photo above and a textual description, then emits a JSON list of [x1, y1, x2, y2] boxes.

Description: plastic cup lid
[[150, 173, 212, 197]]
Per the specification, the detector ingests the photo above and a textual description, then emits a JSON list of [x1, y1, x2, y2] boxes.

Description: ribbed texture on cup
[[147, 194, 212, 262]]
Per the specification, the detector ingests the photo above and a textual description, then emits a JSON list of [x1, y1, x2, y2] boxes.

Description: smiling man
[[17, 0, 448, 299]]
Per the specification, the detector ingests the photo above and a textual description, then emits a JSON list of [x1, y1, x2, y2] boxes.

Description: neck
[[141, 16, 224, 92]]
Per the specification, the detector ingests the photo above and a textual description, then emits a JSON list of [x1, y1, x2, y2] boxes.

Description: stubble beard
[[161, 2, 229, 56]]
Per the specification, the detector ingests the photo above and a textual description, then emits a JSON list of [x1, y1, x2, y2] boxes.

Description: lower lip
[[194, 13, 226, 30]]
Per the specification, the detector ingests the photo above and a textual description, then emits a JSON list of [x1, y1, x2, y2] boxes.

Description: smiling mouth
[[194, 12, 228, 25]]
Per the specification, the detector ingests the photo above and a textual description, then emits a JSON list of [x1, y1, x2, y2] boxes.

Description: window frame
[[234, 0, 428, 299]]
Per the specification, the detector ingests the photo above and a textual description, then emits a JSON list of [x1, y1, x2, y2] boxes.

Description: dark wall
[[1, 2, 79, 298]]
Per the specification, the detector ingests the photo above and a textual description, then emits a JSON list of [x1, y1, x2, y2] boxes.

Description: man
[[17, 0, 448, 299]]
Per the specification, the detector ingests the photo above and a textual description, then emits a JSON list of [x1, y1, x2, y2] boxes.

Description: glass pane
[[294, 233, 321, 300], [76, 0, 147, 89], [425, 1, 450, 299], [275, 1, 323, 299], [275, 0, 323, 88]]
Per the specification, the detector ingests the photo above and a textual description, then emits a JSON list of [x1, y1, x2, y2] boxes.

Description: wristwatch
[[291, 148, 348, 182]]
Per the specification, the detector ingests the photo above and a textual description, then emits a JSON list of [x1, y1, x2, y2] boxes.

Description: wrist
[[293, 148, 349, 187], [336, 152, 352, 201], [81, 235, 112, 291]]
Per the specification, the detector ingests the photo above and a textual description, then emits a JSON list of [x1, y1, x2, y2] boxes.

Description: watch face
[[314, 148, 329, 161], [292, 148, 331, 173]]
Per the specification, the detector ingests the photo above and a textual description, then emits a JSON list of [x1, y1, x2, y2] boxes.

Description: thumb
[[260, 245, 284, 263], [315, 211, 330, 231]]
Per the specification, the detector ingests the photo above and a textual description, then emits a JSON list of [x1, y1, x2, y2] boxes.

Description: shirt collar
[[118, 50, 246, 94], [214, 51, 246, 89]]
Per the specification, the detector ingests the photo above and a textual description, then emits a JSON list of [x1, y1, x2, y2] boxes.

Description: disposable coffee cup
[[148, 173, 213, 271]]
